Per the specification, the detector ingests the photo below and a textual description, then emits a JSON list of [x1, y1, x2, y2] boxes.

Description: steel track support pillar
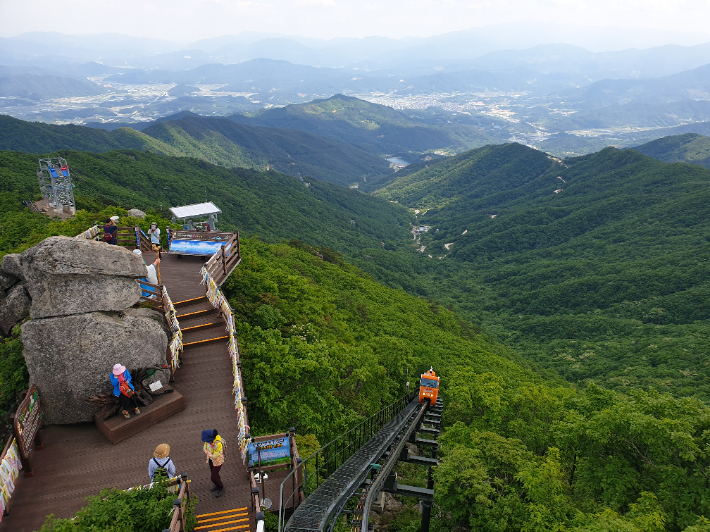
[[420, 467, 434, 532]]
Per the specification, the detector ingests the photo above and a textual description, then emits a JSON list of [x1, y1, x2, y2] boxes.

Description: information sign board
[[248, 437, 290, 468], [12, 385, 43, 476]]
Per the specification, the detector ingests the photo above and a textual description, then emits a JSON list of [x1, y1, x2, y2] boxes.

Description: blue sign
[[169, 239, 225, 256], [248, 437, 290, 468]]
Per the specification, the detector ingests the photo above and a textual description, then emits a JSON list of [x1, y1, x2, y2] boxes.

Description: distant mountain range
[[0, 66, 105, 101], [0, 112, 393, 186], [3, 24, 710, 72], [227, 94, 496, 156]]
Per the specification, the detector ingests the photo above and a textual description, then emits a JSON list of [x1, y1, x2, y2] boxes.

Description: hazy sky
[[2, 0, 710, 43]]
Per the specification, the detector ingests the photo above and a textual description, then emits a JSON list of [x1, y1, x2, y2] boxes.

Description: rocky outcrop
[[0, 236, 169, 425], [1, 254, 24, 281], [0, 271, 19, 293], [9, 236, 144, 319], [0, 285, 30, 335], [22, 309, 168, 424], [128, 208, 146, 218]]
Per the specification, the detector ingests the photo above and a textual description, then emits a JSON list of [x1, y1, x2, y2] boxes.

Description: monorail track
[[284, 396, 441, 532]]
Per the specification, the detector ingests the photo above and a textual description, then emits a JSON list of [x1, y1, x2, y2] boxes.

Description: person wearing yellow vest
[[202, 429, 225, 497]]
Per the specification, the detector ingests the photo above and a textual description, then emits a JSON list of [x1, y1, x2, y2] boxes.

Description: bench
[[95, 391, 185, 444]]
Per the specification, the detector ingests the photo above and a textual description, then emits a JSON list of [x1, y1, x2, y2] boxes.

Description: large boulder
[[128, 208, 146, 218], [11, 236, 146, 319], [0, 285, 30, 335], [21, 308, 168, 424]]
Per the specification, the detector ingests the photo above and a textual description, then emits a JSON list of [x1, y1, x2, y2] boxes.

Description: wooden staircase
[[194, 506, 252, 531], [174, 296, 228, 350]]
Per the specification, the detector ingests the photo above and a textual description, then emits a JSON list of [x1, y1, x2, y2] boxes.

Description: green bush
[[39, 472, 197, 532]]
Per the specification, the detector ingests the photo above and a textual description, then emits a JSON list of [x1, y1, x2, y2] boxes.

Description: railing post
[[173, 498, 183, 532], [221, 244, 227, 278]]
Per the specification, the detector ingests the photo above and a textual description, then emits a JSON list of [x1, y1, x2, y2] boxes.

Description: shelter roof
[[169, 202, 222, 220]]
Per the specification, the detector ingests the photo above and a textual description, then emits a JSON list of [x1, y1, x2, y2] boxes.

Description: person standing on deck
[[202, 429, 225, 497], [148, 222, 161, 251], [103, 216, 119, 245], [149, 443, 176, 481]]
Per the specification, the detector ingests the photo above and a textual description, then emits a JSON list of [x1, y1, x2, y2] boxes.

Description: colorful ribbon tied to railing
[[75, 224, 99, 240], [200, 266, 249, 462], [0, 439, 22, 520], [162, 286, 183, 371]]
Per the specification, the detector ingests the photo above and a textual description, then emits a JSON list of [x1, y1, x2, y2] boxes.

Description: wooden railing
[[0, 436, 22, 517], [75, 224, 100, 241], [135, 280, 183, 375], [163, 474, 192, 532], [200, 266, 259, 516], [203, 231, 241, 286], [75, 225, 153, 251]]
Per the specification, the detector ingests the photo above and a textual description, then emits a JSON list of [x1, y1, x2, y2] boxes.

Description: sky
[[2, 0, 710, 45]]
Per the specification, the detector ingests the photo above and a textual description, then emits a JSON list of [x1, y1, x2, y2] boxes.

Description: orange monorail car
[[418, 367, 440, 404]]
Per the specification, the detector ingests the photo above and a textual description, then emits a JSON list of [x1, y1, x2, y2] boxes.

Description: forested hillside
[[0, 114, 393, 186], [0, 149, 412, 256], [0, 115, 181, 155], [634, 133, 710, 169], [142, 115, 392, 185], [370, 143, 710, 400], [2, 145, 710, 530], [226, 238, 710, 532], [229, 94, 495, 155]]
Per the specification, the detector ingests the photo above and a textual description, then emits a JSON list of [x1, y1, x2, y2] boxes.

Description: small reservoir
[[386, 157, 409, 167]]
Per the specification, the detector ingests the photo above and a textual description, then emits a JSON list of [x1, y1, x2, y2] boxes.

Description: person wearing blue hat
[[202, 429, 225, 497]]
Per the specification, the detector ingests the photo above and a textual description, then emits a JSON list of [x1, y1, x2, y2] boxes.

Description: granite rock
[[12, 236, 146, 319], [128, 209, 146, 218], [1, 254, 24, 281], [0, 271, 19, 292], [0, 285, 30, 335], [21, 309, 168, 424]]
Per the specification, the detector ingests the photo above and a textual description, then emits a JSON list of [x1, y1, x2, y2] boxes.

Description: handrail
[[75, 224, 100, 240], [277, 392, 416, 532], [162, 286, 183, 376], [199, 267, 250, 470], [200, 262, 269, 527], [203, 231, 241, 286], [135, 280, 182, 375], [164, 474, 191, 532], [0, 436, 22, 517]]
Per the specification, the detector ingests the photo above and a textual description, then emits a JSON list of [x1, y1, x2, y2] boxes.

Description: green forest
[[2, 134, 710, 531], [0, 113, 393, 186], [367, 143, 710, 401]]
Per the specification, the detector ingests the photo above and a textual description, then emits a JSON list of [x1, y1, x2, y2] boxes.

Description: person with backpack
[[202, 429, 226, 497], [148, 222, 161, 251], [149, 444, 176, 481], [110, 363, 140, 419], [103, 216, 119, 245]]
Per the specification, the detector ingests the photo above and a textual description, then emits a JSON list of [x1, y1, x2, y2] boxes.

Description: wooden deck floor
[[0, 253, 267, 532]]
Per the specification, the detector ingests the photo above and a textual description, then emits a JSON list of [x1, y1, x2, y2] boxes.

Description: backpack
[[152, 457, 172, 478], [102, 229, 114, 242], [119, 380, 134, 398]]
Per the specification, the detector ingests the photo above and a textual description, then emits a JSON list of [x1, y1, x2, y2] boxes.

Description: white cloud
[[294, 0, 336, 6], [2, 0, 710, 44]]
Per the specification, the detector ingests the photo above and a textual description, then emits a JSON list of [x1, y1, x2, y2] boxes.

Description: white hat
[[110, 215, 120, 222], [132, 249, 142, 255]]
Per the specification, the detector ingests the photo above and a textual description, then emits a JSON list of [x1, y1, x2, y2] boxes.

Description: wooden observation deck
[[0, 250, 292, 532]]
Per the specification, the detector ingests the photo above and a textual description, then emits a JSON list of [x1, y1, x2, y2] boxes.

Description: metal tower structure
[[37, 157, 76, 214]]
